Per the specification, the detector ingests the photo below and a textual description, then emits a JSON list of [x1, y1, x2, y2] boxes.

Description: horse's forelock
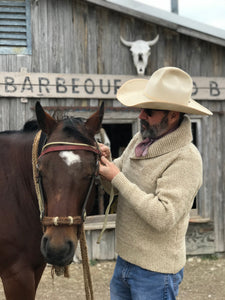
[[62, 117, 94, 145]]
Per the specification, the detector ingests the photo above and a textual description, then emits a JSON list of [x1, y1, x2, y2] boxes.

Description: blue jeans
[[110, 256, 183, 300]]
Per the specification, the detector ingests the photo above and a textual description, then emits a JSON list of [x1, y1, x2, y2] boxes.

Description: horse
[[0, 101, 104, 299]]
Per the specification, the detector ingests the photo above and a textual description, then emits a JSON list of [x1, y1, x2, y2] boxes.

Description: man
[[99, 67, 212, 300]]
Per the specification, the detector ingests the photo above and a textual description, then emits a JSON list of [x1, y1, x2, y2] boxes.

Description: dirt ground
[[0, 256, 225, 299]]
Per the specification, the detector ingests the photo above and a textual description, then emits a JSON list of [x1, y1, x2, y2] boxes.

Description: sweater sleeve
[[111, 149, 203, 232], [100, 133, 139, 195]]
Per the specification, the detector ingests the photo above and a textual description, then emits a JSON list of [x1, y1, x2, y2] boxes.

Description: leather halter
[[36, 139, 101, 226]]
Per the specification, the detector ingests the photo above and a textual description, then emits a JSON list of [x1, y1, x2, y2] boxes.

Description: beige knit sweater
[[103, 116, 202, 274]]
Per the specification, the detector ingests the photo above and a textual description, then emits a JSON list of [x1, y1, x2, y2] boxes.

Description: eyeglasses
[[143, 109, 168, 117]]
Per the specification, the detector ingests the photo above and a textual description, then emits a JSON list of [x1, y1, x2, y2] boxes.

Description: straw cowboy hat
[[117, 67, 212, 115]]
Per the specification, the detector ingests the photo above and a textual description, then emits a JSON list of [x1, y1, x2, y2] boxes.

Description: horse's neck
[[1, 132, 37, 196], [0, 132, 41, 221]]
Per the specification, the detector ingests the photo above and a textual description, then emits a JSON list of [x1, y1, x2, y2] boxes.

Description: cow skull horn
[[147, 34, 159, 46], [120, 34, 159, 75], [120, 36, 134, 47]]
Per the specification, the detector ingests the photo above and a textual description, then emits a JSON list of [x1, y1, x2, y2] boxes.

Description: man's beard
[[140, 114, 169, 139]]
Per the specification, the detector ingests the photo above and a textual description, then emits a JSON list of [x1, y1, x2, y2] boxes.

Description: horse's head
[[35, 102, 104, 266]]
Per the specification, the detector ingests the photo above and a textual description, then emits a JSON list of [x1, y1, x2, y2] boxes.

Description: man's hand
[[99, 156, 120, 181], [98, 143, 111, 160]]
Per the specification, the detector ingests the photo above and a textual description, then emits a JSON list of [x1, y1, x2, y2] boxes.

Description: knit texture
[[110, 116, 202, 274]]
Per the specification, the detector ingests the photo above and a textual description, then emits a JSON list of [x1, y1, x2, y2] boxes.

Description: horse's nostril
[[66, 240, 74, 256], [42, 236, 48, 247], [40, 236, 49, 256]]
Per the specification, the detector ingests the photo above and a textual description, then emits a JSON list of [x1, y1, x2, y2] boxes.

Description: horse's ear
[[85, 102, 104, 136], [35, 101, 57, 135]]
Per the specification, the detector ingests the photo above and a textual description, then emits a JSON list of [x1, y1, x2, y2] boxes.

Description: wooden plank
[[0, 40, 26, 46], [85, 214, 116, 224], [0, 27, 26, 32], [0, 14, 26, 19], [91, 230, 115, 260], [1, 71, 225, 99], [0, 72, 136, 98], [189, 216, 211, 224], [85, 214, 116, 230], [0, 33, 26, 39], [0, 1, 25, 7], [0, 20, 26, 25]]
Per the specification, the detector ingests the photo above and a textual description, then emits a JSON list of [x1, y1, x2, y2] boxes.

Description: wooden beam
[[0, 71, 225, 100]]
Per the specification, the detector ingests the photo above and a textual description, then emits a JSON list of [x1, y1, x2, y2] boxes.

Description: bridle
[[32, 130, 98, 299], [32, 131, 101, 228]]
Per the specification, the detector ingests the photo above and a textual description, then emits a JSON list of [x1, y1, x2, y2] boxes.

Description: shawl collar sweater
[[110, 116, 202, 274]]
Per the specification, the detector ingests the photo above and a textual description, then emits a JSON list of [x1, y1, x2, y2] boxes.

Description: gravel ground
[[1, 256, 225, 299]]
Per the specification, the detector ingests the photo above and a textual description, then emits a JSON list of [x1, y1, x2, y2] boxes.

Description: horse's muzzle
[[40, 234, 75, 266]]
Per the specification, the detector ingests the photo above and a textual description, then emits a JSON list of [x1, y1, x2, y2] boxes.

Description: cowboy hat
[[117, 67, 212, 115]]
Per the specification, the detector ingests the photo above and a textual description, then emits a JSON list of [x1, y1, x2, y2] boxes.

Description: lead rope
[[97, 186, 115, 244], [32, 131, 94, 300], [32, 130, 45, 219], [80, 224, 94, 300]]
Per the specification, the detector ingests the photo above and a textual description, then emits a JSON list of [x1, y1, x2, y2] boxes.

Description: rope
[[32, 130, 45, 219], [97, 186, 115, 244], [80, 224, 94, 300]]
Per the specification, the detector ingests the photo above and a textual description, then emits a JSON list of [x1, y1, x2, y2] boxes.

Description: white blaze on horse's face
[[59, 151, 81, 167], [120, 35, 159, 75]]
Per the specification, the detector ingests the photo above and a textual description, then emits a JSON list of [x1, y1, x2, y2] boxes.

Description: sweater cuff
[[112, 172, 131, 196]]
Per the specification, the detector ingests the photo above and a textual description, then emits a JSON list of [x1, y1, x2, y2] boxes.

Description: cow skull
[[120, 35, 159, 75]]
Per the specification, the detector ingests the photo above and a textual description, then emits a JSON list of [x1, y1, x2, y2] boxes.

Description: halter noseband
[[34, 136, 101, 227]]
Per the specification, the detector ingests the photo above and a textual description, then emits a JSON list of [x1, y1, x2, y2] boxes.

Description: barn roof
[[87, 0, 225, 47]]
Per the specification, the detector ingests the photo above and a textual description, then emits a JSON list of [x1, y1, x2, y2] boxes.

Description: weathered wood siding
[[0, 0, 225, 75], [199, 101, 225, 253], [0, 0, 224, 254], [77, 215, 215, 259]]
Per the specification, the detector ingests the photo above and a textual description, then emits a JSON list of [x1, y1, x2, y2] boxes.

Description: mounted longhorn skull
[[120, 35, 159, 75]]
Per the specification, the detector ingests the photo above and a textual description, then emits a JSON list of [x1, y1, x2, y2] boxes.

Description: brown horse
[[0, 102, 104, 299]]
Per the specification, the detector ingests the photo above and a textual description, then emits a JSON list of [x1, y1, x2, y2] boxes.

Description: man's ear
[[168, 111, 181, 125], [169, 111, 180, 119]]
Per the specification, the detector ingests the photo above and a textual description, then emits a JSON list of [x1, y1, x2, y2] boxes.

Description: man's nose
[[139, 109, 148, 120]]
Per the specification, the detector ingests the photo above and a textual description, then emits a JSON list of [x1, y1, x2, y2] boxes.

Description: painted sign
[[0, 72, 224, 100]]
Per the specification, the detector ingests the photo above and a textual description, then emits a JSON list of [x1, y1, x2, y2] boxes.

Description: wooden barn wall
[[200, 101, 225, 253], [0, 0, 225, 253], [0, 0, 225, 76]]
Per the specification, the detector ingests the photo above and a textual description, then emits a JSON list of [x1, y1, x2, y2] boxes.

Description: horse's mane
[[23, 120, 40, 132], [0, 117, 93, 145], [0, 120, 39, 135]]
